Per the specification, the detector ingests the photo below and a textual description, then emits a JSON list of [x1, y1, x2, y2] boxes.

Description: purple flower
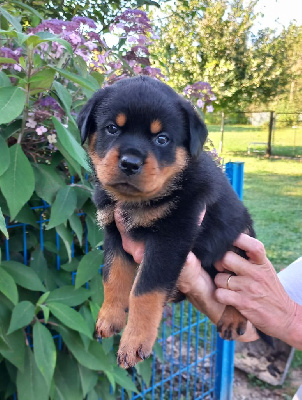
[[71, 16, 97, 29]]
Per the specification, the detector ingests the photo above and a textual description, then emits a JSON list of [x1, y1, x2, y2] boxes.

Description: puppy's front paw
[[95, 306, 127, 338], [117, 327, 156, 368], [217, 305, 247, 340]]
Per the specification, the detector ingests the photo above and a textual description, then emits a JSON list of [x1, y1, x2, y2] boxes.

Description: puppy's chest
[[96, 200, 177, 231]]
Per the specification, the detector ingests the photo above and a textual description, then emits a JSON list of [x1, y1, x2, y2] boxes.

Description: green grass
[[207, 124, 302, 158], [208, 126, 302, 270]]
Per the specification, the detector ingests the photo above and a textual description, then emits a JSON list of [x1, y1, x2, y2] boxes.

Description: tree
[[150, 0, 292, 111]]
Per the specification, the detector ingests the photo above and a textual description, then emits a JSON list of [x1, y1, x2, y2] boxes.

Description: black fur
[[78, 76, 266, 343]]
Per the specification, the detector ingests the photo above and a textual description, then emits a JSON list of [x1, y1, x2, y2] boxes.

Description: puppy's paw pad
[[94, 307, 127, 338], [117, 343, 151, 369], [217, 306, 247, 341]]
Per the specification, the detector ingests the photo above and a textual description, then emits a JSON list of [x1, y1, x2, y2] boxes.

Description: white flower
[[47, 134, 57, 144], [36, 125, 48, 135], [210, 94, 217, 101], [26, 118, 37, 128]]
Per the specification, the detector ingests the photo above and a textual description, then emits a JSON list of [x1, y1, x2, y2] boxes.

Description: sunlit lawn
[[207, 124, 302, 158], [208, 126, 302, 270]]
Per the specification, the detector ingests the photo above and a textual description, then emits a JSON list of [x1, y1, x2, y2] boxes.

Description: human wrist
[[285, 303, 302, 350]]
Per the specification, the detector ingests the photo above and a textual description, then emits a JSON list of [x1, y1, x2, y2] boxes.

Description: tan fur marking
[[116, 201, 176, 231], [95, 255, 136, 338], [118, 289, 166, 367], [150, 119, 162, 134], [88, 133, 97, 153], [96, 205, 115, 227], [89, 145, 188, 203], [116, 113, 127, 127]]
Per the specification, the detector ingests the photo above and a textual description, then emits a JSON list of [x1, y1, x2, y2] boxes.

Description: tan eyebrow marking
[[150, 119, 162, 134], [116, 113, 127, 127]]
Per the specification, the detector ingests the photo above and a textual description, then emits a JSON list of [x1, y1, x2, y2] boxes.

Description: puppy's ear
[[77, 89, 106, 144], [180, 99, 208, 158]]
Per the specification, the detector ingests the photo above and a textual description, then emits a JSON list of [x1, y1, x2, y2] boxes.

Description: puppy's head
[[78, 76, 208, 202]]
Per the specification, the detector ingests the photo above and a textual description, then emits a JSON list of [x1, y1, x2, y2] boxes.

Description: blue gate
[[4, 162, 244, 400]]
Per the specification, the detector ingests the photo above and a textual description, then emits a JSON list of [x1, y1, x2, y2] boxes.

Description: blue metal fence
[[4, 161, 244, 400]]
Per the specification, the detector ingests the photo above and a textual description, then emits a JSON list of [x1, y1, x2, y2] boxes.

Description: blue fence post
[[215, 161, 245, 399]]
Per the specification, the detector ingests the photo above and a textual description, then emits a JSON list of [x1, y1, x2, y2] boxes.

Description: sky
[[254, 0, 302, 31]]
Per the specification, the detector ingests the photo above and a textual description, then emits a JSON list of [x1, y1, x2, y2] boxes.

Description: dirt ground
[[233, 367, 302, 399], [233, 339, 302, 399]]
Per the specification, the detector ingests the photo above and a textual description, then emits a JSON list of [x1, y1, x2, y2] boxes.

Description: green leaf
[[86, 216, 104, 248], [55, 224, 73, 262], [0, 267, 18, 305], [75, 250, 103, 289], [53, 68, 100, 91], [33, 163, 65, 204], [10, 1, 43, 20], [33, 322, 56, 390], [0, 144, 34, 219], [0, 87, 26, 124], [53, 353, 82, 400], [56, 325, 109, 371], [53, 117, 91, 172], [0, 136, 10, 176], [7, 301, 35, 334], [0, 7, 22, 32], [16, 347, 48, 400], [112, 366, 139, 393], [14, 204, 37, 227], [136, 357, 153, 386], [0, 57, 17, 64], [47, 186, 77, 230], [0, 70, 11, 87], [69, 213, 83, 246], [46, 286, 91, 306], [29, 68, 56, 93], [77, 364, 98, 398], [0, 207, 8, 239], [47, 302, 92, 338], [40, 305, 49, 323], [37, 291, 50, 306], [53, 81, 72, 114], [60, 258, 79, 272], [0, 119, 22, 140], [30, 247, 47, 281], [1, 260, 45, 292], [0, 324, 25, 371]]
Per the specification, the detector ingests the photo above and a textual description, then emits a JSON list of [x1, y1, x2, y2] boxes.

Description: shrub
[[0, 5, 216, 398]]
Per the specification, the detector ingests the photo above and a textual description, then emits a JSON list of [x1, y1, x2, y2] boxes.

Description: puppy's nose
[[119, 154, 143, 176]]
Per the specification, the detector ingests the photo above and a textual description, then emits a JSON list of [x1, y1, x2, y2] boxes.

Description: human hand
[[214, 234, 298, 344]]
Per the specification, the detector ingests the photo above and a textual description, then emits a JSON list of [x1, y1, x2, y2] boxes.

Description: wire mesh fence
[[3, 162, 243, 400], [206, 111, 302, 158]]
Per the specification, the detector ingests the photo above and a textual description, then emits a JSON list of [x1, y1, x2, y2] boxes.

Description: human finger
[[233, 234, 266, 264], [215, 273, 248, 292], [217, 251, 254, 277], [215, 287, 244, 308]]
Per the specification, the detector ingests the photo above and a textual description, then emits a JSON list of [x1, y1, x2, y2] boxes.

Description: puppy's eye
[[155, 134, 169, 146], [106, 124, 119, 135]]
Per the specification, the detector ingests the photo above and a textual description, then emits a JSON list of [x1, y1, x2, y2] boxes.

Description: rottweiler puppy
[[78, 76, 255, 368]]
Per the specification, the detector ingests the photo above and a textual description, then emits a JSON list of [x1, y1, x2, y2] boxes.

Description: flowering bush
[[0, 5, 216, 399]]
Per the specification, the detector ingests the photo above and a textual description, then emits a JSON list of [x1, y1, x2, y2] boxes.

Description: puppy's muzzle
[[119, 153, 144, 176]]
